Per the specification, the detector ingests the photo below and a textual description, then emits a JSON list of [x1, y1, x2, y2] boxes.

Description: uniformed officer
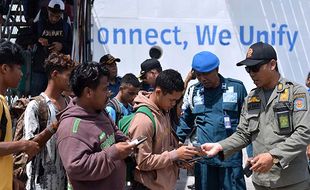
[[201, 42, 310, 189], [177, 51, 248, 190]]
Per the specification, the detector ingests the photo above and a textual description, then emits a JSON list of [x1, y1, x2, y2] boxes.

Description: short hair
[[0, 39, 24, 65], [155, 69, 184, 94], [44, 52, 77, 79], [153, 67, 162, 73], [70, 62, 109, 97], [121, 73, 140, 88]]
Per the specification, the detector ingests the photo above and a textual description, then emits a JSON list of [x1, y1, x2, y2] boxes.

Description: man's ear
[[0, 64, 9, 74], [83, 87, 93, 98], [51, 70, 59, 79], [155, 87, 162, 96], [119, 85, 124, 91], [270, 59, 277, 71]]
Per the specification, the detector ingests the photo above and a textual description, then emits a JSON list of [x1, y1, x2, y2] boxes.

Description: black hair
[[308, 72, 310, 79], [155, 69, 184, 94], [0, 39, 24, 65], [154, 67, 162, 73], [70, 62, 109, 97], [44, 52, 77, 79], [121, 73, 141, 88]]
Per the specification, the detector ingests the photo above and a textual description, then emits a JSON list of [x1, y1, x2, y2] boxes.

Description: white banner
[[92, 0, 310, 91]]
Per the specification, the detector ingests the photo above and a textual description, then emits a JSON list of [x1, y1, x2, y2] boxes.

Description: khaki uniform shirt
[[220, 77, 310, 188]]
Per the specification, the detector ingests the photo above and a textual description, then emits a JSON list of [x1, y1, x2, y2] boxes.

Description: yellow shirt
[[0, 95, 13, 190]]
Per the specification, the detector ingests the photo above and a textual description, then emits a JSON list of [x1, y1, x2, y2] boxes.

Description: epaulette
[[226, 78, 244, 85], [248, 87, 259, 96]]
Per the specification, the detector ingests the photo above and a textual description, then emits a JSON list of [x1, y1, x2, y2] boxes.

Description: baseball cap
[[48, 0, 65, 11], [99, 54, 121, 65], [192, 51, 220, 73], [139, 59, 162, 78], [236, 42, 277, 67]]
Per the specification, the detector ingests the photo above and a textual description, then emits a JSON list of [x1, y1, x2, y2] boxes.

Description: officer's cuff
[[269, 149, 287, 169], [218, 151, 224, 161]]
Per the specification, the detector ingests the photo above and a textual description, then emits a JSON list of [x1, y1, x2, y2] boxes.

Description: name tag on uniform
[[223, 92, 237, 103], [224, 115, 231, 129]]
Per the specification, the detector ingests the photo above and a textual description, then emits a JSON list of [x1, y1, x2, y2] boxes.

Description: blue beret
[[192, 51, 220, 72]]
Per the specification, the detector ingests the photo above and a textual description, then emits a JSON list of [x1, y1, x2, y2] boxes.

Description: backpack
[[117, 106, 156, 183], [118, 106, 156, 136], [106, 98, 123, 124], [11, 95, 48, 183]]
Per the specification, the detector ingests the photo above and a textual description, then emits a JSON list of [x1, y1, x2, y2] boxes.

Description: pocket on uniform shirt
[[223, 102, 239, 125], [246, 112, 260, 133], [192, 105, 209, 126], [222, 102, 238, 112]]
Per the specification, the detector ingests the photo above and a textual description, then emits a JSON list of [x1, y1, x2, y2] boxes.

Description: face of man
[[142, 69, 160, 87], [120, 84, 139, 105], [3, 64, 23, 88], [54, 68, 73, 92], [176, 99, 183, 118], [156, 88, 183, 112], [245, 60, 276, 88], [48, 10, 63, 24], [195, 69, 219, 89], [104, 62, 118, 80], [88, 76, 110, 112]]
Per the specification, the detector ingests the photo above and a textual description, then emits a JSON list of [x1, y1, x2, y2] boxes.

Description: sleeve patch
[[294, 93, 307, 111]]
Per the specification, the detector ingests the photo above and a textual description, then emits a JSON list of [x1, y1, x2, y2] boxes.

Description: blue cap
[[192, 51, 220, 72]]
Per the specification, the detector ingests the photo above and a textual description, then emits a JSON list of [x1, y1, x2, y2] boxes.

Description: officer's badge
[[246, 48, 253, 58], [279, 89, 289, 102], [248, 96, 261, 110], [249, 96, 260, 103], [277, 83, 283, 91], [293, 93, 307, 111]]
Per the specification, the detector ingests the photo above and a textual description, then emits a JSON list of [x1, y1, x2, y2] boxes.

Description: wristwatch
[[271, 154, 280, 166], [272, 156, 280, 164]]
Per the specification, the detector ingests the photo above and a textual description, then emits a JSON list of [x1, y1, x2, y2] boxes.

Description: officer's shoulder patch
[[247, 95, 261, 110], [248, 96, 261, 103], [293, 93, 307, 111]]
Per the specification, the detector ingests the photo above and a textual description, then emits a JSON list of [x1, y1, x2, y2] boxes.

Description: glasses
[[245, 60, 270, 73]]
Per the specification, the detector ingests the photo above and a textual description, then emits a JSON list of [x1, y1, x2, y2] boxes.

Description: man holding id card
[[177, 51, 248, 190]]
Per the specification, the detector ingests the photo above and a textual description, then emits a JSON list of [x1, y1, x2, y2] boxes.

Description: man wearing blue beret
[[177, 51, 248, 190]]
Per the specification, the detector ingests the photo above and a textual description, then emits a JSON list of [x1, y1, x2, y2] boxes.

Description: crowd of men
[[0, 12, 310, 190]]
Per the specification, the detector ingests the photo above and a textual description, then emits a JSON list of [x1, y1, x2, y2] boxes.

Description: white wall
[[92, 0, 310, 91]]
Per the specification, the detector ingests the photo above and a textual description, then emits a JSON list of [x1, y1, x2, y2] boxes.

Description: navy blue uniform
[[177, 75, 247, 190]]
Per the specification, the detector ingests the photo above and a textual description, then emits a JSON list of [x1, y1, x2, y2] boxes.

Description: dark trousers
[[195, 163, 246, 190], [127, 181, 149, 190]]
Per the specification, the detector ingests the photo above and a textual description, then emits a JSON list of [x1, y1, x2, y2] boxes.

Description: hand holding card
[[129, 136, 147, 146]]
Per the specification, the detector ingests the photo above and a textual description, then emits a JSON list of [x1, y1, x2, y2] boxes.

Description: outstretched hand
[[200, 143, 223, 157], [176, 145, 199, 160]]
